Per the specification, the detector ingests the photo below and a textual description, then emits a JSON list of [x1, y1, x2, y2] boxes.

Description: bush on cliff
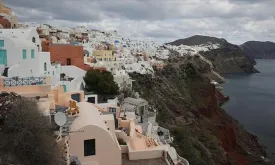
[[84, 69, 119, 95], [171, 127, 213, 165], [0, 94, 64, 164]]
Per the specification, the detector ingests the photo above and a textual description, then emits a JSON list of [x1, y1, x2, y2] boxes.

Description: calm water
[[223, 59, 275, 159]]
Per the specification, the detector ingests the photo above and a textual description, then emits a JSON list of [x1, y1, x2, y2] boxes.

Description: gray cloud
[[2, 0, 275, 44]]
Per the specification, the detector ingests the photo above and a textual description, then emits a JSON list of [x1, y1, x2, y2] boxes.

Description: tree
[[0, 94, 64, 165], [83, 69, 119, 95]]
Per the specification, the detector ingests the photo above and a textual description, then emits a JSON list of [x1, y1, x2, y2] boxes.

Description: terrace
[[0, 76, 52, 97]]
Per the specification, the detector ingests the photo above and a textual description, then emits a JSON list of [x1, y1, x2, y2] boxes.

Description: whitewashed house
[[0, 28, 41, 51], [0, 29, 53, 78], [113, 69, 133, 88], [0, 35, 42, 77]]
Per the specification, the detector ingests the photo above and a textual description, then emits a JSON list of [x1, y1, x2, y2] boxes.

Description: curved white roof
[[0, 35, 36, 48], [0, 28, 37, 39], [70, 102, 109, 132]]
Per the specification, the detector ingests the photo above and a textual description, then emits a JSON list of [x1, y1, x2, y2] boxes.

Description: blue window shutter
[[0, 40, 4, 47], [0, 50, 7, 65], [31, 49, 35, 59], [22, 50, 27, 59]]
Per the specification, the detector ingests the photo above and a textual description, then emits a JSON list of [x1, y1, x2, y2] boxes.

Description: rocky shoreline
[[130, 55, 271, 165]]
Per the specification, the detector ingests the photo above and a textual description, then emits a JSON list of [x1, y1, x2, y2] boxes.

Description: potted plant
[[60, 73, 66, 80]]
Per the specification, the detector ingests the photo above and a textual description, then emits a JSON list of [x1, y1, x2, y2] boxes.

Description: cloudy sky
[[3, 0, 275, 44]]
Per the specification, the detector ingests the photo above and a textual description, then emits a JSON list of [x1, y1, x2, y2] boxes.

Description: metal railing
[[166, 152, 189, 165], [177, 154, 189, 165], [4, 77, 46, 87], [167, 153, 175, 165]]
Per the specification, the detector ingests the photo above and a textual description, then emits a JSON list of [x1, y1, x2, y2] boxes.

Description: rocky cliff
[[130, 55, 271, 165], [166, 35, 259, 74], [240, 41, 275, 59]]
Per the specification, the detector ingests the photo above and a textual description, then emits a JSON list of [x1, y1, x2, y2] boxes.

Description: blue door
[[62, 85, 67, 92], [0, 50, 7, 66]]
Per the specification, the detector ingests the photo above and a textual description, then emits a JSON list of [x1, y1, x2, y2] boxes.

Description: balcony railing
[[177, 154, 189, 165], [167, 153, 175, 165], [166, 151, 189, 165], [4, 77, 46, 87]]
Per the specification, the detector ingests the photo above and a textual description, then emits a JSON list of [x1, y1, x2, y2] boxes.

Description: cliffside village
[[0, 2, 195, 165]]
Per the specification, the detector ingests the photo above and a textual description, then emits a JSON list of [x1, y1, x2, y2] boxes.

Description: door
[[0, 50, 7, 66], [66, 58, 71, 65], [113, 114, 118, 129], [71, 93, 80, 102], [62, 85, 67, 92]]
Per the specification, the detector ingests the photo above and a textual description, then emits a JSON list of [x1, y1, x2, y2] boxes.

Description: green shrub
[[84, 70, 119, 95], [0, 98, 64, 165], [171, 127, 213, 165]]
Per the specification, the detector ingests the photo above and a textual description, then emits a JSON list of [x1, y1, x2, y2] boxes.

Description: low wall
[[115, 130, 130, 142], [120, 145, 128, 154], [129, 120, 135, 138], [128, 148, 164, 160], [0, 84, 51, 97], [118, 119, 130, 128]]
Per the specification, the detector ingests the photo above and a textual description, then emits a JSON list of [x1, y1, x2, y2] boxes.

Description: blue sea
[[222, 59, 275, 160]]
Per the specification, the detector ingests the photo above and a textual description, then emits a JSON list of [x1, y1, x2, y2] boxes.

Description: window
[[109, 58, 111, 61], [109, 107, 116, 113], [32, 37, 36, 43], [66, 58, 71, 65], [44, 62, 47, 71], [31, 49, 35, 59], [84, 139, 96, 156], [22, 49, 27, 59], [0, 40, 4, 47], [87, 97, 95, 104]]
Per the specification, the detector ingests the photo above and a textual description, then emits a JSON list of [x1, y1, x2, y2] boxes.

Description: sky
[[3, 0, 275, 44]]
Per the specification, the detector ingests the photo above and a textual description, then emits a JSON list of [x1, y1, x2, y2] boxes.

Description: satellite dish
[[54, 112, 67, 126]]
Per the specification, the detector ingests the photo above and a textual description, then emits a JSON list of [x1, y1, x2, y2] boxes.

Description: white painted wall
[[38, 52, 52, 76], [60, 65, 86, 78], [0, 28, 41, 51], [1, 36, 41, 78], [59, 66, 86, 92]]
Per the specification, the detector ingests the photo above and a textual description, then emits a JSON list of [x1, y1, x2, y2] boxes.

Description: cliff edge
[[240, 41, 275, 59], [130, 55, 271, 165], [166, 35, 259, 74]]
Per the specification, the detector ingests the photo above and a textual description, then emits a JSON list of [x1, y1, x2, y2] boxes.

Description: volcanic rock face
[[130, 55, 271, 165], [166, 35, 259, 74], [240, 41, 275, 59]]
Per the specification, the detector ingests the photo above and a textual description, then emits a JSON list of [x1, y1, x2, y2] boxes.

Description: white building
[[0, 35, 43, 77], [0, 30, 54, 78], [113, 69, 133, 88], [0, 28, 42, 51]]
